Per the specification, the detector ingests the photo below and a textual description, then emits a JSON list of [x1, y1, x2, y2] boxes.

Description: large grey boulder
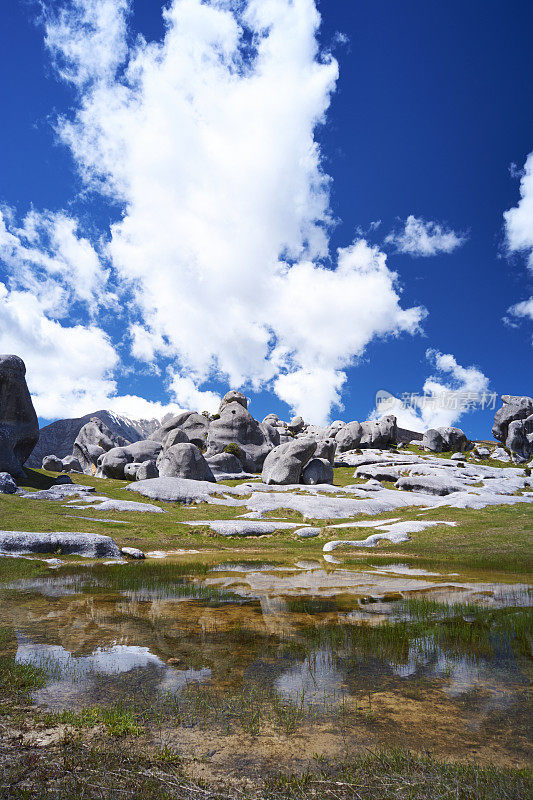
[[335, 416, 397, 451], [136, 460, 159, 480], [162, 428, 189, 450], [492, 395, 533, 444], [395, 475, 465, 496], [313, 438, 337, 464], [151, 412, 209, 450], [288, 415, 305, 434], [0, 355, 39, 478], [97, 439, 162, 479], [261, 437, 317, 485], [506, 415, 533, 463], [219, 390, 247, 413], [156, 442, 215, 482], [0, 472, 18, 494], [73, 418, 130, 474], [335, 421, 363, 452], [422, 426, 471, 453], [61, 455, 83, 472], [0, 530, 121, 558], [206, 402, 279, 471], [205, 451, 245, 476], [42, 455, 63, 472], [301, 457, 334, 485]]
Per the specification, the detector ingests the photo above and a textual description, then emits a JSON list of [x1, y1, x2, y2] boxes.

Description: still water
[[1, 556, 531, 765]]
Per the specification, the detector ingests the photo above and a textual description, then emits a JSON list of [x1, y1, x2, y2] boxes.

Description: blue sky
[[0, 0, 532, 438]]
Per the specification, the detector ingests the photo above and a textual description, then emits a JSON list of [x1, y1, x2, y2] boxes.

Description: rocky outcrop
[[335, 416, 397, 452], [27, 410, 159, 468], [219, 390, 247, 413], [422, 426, 471, 453], [0, 530, 121, 558], [150, 412, 208, 450], [261, 437, 317, 485], [206, 402, 279, 471], [0, 472, 18, 494], [96, 440, 162, 479], [492, 395, 533, 463], [313, 438, 337, 464], [301, 457, 334, 485], [205, 452, 245, 476], [0, 355, 39, 478], [73, 418, 131, 474], [156, 443, 215, 482]]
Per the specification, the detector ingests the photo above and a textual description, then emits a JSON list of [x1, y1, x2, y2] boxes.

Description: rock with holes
[[313, 438, 337, 464], [136, 460, 159, 480], [205, 451, 244, 476], [0, 355, 39, 478], [506, 415, 533, 463], [301, 457, 334, 485], [219, 390, 247, 413], [261, 437, 317, 485], [157, 443, 215, 482], [61, 455, 83, 472]]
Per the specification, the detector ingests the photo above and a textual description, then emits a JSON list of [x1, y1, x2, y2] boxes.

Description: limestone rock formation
[[157, 442, 215, 481], [300, 457, 334, 485], [261, 437, 317, 485], [219, 390, 247, 413], [0, 355, 39, 478], [73, 418, 130, 474], [151, 411, 208, 449], [422, 426, 471, 453], [492, 395, 533, 463], [0, 472, 18, 494], [335, 415, 397, 452], [206, 401, 279, 471]]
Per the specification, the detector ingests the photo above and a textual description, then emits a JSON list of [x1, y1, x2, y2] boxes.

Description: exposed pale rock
[[300, 457, 334, 485], [313, 438, 336, 464], [205, 451, 244, 476], [0, 471, 17, 494], [0, 530, 121, 558], [261, 437, 317, 485], [492, 395, 533, 444], [42, 455, 63, 471], [219, 390, 247, 413], [0, 355, 39, 478], [157, 443, 215, 482], [422, 426, 471, 453], [207, 402, 279, 471], [73, 418, 130, 474], [121, 547, 145, 559], [183, 519, 302, 536], [395, 475, 465, 495]]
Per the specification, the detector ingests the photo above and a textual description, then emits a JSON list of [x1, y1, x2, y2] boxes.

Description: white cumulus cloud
[[371, 349, 490, 432], [503, 150, 533, 331], [40, 0, 425, 425], [385, 215, 467, 257]]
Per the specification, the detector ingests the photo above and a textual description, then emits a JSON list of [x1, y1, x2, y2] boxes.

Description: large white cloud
[[40, 0, 425, 425], [384, 215, 466, 257], [503, 151, 533, 330], [371, 349, 490, 432]]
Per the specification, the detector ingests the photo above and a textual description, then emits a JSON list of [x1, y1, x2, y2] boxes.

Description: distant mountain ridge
[[27, 410, 163, 467]]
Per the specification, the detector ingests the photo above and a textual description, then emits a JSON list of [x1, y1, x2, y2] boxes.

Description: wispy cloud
[[503, 151, 533, 333], [384, 215, 467, 257]]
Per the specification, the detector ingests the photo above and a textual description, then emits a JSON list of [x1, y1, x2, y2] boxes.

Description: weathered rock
[[184, 519, 301, 536], [136, 460, 159, 480], [506, 415, 533, 463], [42, 455, 63, 472], [360, 416, 397, 448], [157, 443, 215, 482], [124, 462, 141, 479], [473, 446, 491, 459], [491, 447, 511, 463], [301, 457, 334, 485], [127, 476, 231, 504], [205, 452, 244, 475], [219, 390, 247, 413], [395, 475, 464, 495], [206, 402, 279, 471], [121, 546, 145, 559], [492, 395, 533, 444], [313, 438, 337, 464], [0, 355, 39, 478], [288, 415, 305, 433], [0, 472, 18, 494], [335, 421, 363, 452], [163, 428, 189, 449], [0, 530, 121, 558], [54, 474, 73, 485], [261, 437, 317, 485], [73, 418, 130, 474], [97, 440, 162, 479], [422, 426, 471, 453], [61, 455, 83, 472], [296, 527, 321, 538]]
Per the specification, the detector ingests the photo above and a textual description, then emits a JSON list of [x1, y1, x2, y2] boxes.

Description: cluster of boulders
[[492, 395, 533, 463], [1, 353, 532, 491]]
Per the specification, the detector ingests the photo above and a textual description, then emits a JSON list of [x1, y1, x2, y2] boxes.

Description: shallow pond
[[1, 555, 531, 767]]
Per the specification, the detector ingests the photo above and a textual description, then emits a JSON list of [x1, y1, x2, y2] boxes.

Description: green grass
[[44, 704, 142, 737]]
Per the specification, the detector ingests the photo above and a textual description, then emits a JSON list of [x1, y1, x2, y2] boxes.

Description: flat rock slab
[[395, 476, 465, 495], [67, 499, 166, 514], [323, 520, 457, 551], [0, 531, 121, 558], [181, 520, 303, 536], [128, 477, 242, 503], [21, 485, 96, 501]]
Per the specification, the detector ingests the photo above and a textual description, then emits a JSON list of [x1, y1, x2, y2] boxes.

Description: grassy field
[[0, 464, 531, 576]]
